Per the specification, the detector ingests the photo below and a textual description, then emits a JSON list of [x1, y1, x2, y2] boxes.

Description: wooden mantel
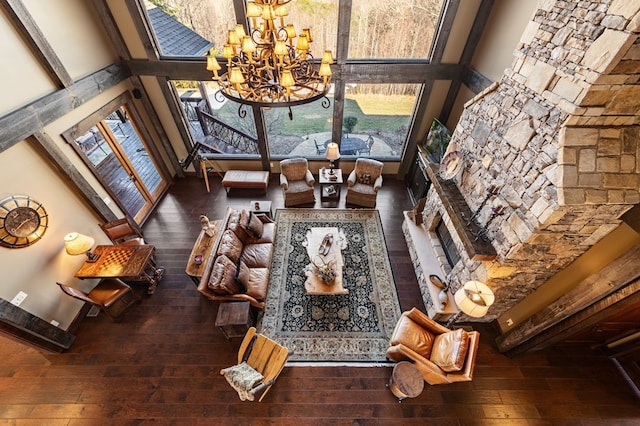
[[425, 162, 497, 261]]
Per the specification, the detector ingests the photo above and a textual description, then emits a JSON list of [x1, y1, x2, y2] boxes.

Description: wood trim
[[30, 132, 117, 223], [429, 0, 460, 63], [440, 0, 495, 123], [0, 0, 74, 88], [125, 0, 159, 59], [125, 58, 463, 84], [425, 162, 497, 261], [0, 299, 78, 352], [503, 278, 640, 357], [154, 78, 191, 178], [252, 105, 270, 171], [461, 66, 493, 94], [123, 94, 173, 182], [496, 243, 640, 354], [398, 83, 431, 177], [90, 0, 132, 60], [0, 63, 130, 155]]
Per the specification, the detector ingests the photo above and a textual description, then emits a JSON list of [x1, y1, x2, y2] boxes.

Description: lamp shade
[[326, 142, 340, 161], [64, 232, 95, 256], [453, 280, 495, 318]]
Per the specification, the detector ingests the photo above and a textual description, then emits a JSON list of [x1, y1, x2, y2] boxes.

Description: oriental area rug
[[259, 209, 401, 363]]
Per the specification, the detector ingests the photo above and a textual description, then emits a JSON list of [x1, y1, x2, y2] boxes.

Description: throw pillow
[[221, 361, 264, 401], [240, 209, 264, 239], [429, 328, 469, 372], [358, 173, 371, 185], [207, 255, 243, 295], [217, 229, 243, 262], [235, 259, 251, 292], [226, 209, 242, 232]]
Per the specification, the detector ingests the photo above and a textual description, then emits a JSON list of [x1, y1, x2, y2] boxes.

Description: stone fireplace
[[409, 0, 640, 336]]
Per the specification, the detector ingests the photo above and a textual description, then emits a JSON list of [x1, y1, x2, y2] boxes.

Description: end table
[[215, 301, 255, 340], [387, 361, 424, 402], [249, 200, 273, 219], [319, 168, 343, 203]]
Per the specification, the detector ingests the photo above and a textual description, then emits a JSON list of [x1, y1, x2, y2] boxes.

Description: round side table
[[387, 361, 424, 402]]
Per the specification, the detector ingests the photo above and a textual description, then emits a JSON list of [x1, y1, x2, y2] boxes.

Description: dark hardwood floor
[[1, 175, 639, 424]]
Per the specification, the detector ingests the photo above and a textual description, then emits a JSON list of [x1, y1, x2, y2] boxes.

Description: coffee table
[[303, 227, 348, 295]]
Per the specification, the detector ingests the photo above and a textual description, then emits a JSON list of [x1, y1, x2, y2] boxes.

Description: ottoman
[[222, 170, 270, 194]]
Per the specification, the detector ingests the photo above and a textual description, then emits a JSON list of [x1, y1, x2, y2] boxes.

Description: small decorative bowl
[[193, 255, 203, 265]]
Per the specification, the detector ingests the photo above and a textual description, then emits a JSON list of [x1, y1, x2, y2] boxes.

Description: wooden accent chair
[[346, 158, 383, 207], [57, 279, 140, 322], [280, 158, 316, 207], [100, 216, 146, 246], [386, 308, 480, 385], [220, 327, 290, 402]]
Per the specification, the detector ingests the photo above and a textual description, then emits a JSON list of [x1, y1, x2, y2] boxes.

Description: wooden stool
[[215, 301, 254, 340], [387, 361, 424, 402]]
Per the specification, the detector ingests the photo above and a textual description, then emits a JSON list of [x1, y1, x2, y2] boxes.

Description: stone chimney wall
[[423, 0, 640, 320]]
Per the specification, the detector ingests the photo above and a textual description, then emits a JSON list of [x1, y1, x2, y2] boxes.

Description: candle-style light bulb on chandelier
[[206, 0, 333, 119]]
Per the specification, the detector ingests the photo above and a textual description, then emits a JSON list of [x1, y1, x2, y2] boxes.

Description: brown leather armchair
[[386, 307, 480, 385], [280, 158, 315, 207], [346, 158, 383, 207]]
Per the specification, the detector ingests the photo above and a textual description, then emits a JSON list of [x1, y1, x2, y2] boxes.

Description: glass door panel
[[72, 107, 167, 222]]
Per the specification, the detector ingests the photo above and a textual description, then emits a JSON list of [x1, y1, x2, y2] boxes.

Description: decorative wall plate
[[440, 150, 463, 180], [0, 195, 49, 248]]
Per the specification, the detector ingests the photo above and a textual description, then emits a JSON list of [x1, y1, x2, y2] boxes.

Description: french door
[[73, 107, 167, 222]]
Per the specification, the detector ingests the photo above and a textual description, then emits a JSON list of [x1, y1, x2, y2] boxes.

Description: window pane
[[349, 0, 445, 59], [145, 0, 234, 57], [341, 83, 420, 159], [283, 0, 339, 60], [265, 95, 334, 158], [173, 80, 259, 156]]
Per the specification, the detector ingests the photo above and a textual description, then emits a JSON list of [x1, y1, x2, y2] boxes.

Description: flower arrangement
[[312, 256, 336, 284]]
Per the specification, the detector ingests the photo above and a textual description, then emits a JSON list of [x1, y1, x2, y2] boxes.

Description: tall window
[[172, 80, 259, 156], [147, 0, 234, 57], [349, 0, 444, 59], [340, 83, 420, 158], [264, 96, 334, 158], [143, 0, 448, 163]]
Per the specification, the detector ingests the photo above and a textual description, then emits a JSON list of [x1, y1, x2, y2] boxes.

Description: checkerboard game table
[[75, 245, 164, 294]]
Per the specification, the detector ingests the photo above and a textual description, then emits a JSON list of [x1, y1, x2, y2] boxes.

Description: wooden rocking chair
[[220, 327, 290, 402]]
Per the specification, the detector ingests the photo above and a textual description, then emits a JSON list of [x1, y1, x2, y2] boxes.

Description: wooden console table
[[75, 245, 164, 294], [185, 220, 221, 284]]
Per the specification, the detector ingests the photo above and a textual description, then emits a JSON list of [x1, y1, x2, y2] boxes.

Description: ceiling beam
[[440, 0, 495, 124], [0, 63, 130, 155], [0, 0, 74, 88]]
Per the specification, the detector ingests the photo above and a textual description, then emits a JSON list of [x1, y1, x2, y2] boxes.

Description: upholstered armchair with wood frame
[[100, 216, 146, 246], [280, 158, 316, 207], [386, 307, 480, 385], [346, 158, 383, 207], [57, 279, 140, 322], [220, 327, 290, 402]]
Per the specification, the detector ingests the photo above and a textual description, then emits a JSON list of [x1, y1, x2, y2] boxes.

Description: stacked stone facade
[[421, 0, 640, 320]]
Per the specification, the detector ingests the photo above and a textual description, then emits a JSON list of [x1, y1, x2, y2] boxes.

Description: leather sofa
[[197, 206, 276, 309]]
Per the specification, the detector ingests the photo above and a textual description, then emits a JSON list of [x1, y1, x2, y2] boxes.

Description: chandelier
[[206, 0, 333, 118]]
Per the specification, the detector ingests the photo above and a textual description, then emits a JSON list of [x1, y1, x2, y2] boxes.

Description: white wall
[[0, 0, 123, 330]]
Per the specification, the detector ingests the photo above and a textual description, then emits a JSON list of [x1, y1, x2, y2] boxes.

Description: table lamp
[[446, 280, 495, 328], [325, 142, 340, 175], [64, 232, 99, 262]]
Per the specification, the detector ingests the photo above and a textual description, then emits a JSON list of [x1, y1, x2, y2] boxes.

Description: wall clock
[[0, 195, 49, 248]]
